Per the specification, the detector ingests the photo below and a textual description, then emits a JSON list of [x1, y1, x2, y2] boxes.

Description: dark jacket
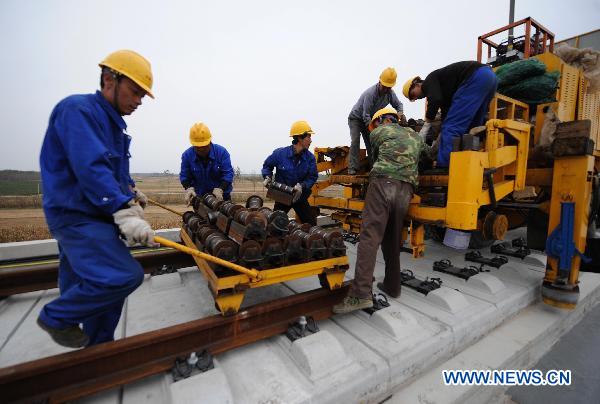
[[423, 61, 485, 120]]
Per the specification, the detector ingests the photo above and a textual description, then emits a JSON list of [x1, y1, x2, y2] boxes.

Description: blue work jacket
[[261, 145, 318, 199], [179, 144, 234, 198], [40, 91, 135, 230]]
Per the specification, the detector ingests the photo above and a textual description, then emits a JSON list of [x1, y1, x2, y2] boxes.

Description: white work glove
[[212, 187, 224, 202], [263, 177, 272, 188], [113, 205, 157, 247], [292, 183, 303, 203], [184, 188, 197, 206], [132, 187, 148, 209], [418, 122, 432, 140]]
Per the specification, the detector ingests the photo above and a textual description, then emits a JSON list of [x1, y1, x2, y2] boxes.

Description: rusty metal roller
[[239, 240, 263, 266], [182, 211, 197, 224], [197, 225, 219, 244], [291, 229, 327, 260], [245, 195, 264, 210], [234, 208, 268, 229], [270, 181, 294, 194], [259, 207, 289, 236], [309, 226, 346, 257], [284, 233, 306, 263], [187, 215, 208, 234], [183, 212, 204, 241], [202, 193, 224, 211], [219, 201, 244, 218], [288, 220, 311, 234], [204, 232, 238, 262], [261, 237, 285, 268], [191, 196, 203, 212]]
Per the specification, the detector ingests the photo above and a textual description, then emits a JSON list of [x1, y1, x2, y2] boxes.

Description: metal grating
[[578, 76, 600, 152], [557, 65, 579, 121]]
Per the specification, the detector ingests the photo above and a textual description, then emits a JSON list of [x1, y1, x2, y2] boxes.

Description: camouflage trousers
[[350, 177, 413, 299]]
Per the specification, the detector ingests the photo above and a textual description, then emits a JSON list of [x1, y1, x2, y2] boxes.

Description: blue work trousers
[[38, 221, 144, 345], [437, 66, 498, 167]]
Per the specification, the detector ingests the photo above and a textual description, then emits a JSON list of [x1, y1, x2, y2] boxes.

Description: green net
[[495, 59, 547, 87], [498, 71, 560, 105]]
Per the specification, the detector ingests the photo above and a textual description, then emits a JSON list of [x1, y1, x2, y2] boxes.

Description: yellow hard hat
[[289, 120, 314, 137], [402, 76, 420, 99], [371, 107, 399, 124], [99, 50, 154, 98], [189, 122, 212, 147], [379, 67, 397, 88]]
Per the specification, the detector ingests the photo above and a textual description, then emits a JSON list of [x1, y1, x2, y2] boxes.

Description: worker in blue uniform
[[402, 61, 498, 167], [179, 122, 234, 205], [262, 120, 319, 226], [37, 50, 156, 348]]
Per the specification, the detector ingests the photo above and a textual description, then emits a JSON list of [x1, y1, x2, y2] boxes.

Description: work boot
[[37, 317, 89, 348], [332, 296, 373, 314], [377, 282, 401, 298]]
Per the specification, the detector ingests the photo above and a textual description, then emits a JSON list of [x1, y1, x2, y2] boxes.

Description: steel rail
[[0, 283, 349, 403], [0, 248, 195, 296]]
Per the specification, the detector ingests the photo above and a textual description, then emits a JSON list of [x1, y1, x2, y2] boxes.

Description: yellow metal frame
[[311, 119, 531, 232], [542, 155, 595, 309], [180, 230, 349, 315]]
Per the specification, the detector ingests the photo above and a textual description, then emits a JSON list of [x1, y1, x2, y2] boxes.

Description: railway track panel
[[2, 228, 600, 403]]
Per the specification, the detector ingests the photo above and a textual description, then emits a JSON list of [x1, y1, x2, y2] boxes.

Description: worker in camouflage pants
[[334, 107, 432, 313]]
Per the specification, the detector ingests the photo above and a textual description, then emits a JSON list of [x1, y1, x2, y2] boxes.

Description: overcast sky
[[1, 0, 599, 174]]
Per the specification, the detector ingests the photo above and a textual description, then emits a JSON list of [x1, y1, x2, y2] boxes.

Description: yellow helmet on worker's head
[[289, 120, 314, 137], [379, 67, 397, 88], [99, 50, 154, 98], [189, 122, 212, 147], [402, 76, 420, 100], [371, 107, 399, 125]]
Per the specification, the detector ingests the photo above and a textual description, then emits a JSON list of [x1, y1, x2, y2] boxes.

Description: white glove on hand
[[113, 205, 157, 247], [184, 188, 197, 206], [418, 122, 432, 140], [263, 177, 272, 188], [212, 187, 224, 202], [132, 187, 148, 209], [292, 183, 303, 203]]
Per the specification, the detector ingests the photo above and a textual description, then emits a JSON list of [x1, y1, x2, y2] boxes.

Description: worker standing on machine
[[262, 120, 319, 226], [180, 122, 234, 205], [402, 61, 497, 167], [347, 67, 405, 175], [334, 107, 432, 313], [37, 50, 156, 348]]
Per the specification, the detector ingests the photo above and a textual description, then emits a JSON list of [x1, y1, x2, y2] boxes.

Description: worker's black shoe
[[37, 317, 89, 348], [377, 282, 401, 298]]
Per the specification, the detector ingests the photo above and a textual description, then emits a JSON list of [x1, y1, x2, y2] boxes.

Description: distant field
[[0, 171, 342, 242]]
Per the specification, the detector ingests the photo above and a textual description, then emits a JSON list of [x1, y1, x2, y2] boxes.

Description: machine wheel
[[468, 230, 494, 249], [526, 209, 549, 251]]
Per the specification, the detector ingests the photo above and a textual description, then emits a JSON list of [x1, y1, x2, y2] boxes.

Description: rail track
[[0, 282, 349, 403], [0, 247, 195, 296]]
